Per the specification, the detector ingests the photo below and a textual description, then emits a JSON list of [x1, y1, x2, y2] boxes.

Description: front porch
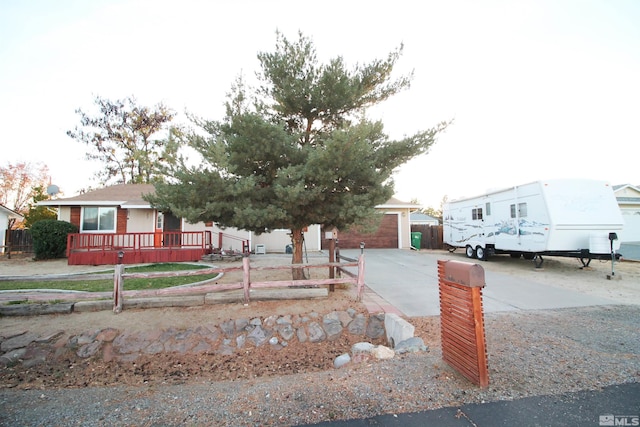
[[66, 231, 215, 265]]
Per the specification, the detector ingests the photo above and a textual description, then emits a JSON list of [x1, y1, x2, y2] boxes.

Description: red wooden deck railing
[[66, 231, 214, 265]]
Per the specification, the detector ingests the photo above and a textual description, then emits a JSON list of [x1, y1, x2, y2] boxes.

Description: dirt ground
[[0, 251, 638, 390]]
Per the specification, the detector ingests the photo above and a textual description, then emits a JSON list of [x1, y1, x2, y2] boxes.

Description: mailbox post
[[438, 259, 489, 387]]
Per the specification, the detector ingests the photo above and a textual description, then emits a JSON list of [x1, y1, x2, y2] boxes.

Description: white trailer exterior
[[443, 180, 624, 266]]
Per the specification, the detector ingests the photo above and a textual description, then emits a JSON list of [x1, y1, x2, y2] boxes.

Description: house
[[613, 184, 640, 242], [410, 212, 440, 226], [0, 205, 23, 254], [39, 184, 419, 263]]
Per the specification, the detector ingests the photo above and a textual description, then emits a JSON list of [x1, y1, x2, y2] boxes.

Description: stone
[[235, 318, 249, 332], [307, 322, 326, 343], [277, 323, 295, 341], [247, 325, 271, 347], [236, 334, 246, 349], [384, 313, 415, 348], [277, 315, 292, 325], [394, 337, 428, 354], [348, 314, 366, 335], [347, 308, 357, 318], [143, 342, 164, 355], [334, 353, 351, 368], [264, 315, 278, 328], [296, 327, 308, 343], [191, 341, 212, 353], [113, 332, 148, 354], [269, 337, 279, 345], [35, 331, 65, 343], [1, 332, 39, 352], [366, 314, 386, 339], [0, 348, 27, 366], [220, 320, 236, 338], [77, 341, 102, 358], [372, 345, 395, 360], [322, 315, 343, 341], [94, 328, 119, 343], [249, 317, 262, 326], [195, 325, 220, 342], [335, 311, 353, 327], [351, 342, 375, 363]]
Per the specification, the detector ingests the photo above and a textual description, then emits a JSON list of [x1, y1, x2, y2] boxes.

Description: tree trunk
[[291, 227, 308, 280]]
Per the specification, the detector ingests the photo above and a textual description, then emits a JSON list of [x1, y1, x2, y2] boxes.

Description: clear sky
[[1, 0, 639, 208]]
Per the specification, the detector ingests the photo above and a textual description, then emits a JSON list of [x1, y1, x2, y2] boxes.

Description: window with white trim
[[82, 207, 116, 232]]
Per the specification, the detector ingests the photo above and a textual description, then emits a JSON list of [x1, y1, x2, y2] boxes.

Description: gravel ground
[[1, 304, 638, 426]]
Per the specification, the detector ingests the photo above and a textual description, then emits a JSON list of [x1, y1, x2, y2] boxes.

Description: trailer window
[[472, 207, 483, 220], [510, 203, 528, 218], [485, 202, 491, 216]]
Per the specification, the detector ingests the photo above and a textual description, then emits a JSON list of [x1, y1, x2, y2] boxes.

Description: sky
[[1, 0, 639, 208]]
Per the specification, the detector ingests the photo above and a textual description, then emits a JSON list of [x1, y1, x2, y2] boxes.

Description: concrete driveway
[[340, 249, 620, 317]]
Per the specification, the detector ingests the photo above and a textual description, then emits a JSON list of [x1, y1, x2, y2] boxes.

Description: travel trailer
[[443, 180, 624, 267]]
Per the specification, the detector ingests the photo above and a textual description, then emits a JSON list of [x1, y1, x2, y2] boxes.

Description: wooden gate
[[410, 225, 443, 249]]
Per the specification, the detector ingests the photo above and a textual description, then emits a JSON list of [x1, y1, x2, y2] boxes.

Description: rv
[[443, 179, 624, 267]]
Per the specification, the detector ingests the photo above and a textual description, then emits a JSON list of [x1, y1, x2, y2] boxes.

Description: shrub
[[31, 220, 78, 260]]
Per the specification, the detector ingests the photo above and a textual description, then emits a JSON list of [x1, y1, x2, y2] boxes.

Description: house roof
[[410, 212, 439, 223], [38, 184, 419, 212], [38, 184, 156, 208], [377, 197, 421, 210], [0, 204, 23, 219]]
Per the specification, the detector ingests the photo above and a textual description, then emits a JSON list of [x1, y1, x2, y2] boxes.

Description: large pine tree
[[149, 32, 448, 278]]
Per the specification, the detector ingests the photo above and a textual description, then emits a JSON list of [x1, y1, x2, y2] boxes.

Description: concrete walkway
[[341, 249, 619, 317]]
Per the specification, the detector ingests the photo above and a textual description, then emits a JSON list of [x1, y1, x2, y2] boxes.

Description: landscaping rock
[[334, 353, 351, 368]]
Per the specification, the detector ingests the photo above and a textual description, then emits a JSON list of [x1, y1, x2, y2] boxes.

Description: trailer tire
[[465, 245, 476, 258], [476, 246, 486, 261], [523, 253, 535, 260], [510, 253, 522, 259]]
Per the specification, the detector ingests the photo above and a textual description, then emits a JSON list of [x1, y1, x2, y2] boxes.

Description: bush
[[31, 220, 78, 260]]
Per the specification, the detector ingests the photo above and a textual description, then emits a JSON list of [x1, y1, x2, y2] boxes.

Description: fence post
[[437, 259, 489, 387], [242, 254, 251, 304], [113, 251, 125, 314], [356, 254, 365, 301]]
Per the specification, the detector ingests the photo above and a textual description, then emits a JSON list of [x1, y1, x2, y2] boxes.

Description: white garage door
[[620, 209, 640, 242]]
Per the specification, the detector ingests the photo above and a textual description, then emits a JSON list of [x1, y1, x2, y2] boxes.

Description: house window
[[510, 203, 528, 218], [472, 207, 483, 220], [82, 207, 116, 232]]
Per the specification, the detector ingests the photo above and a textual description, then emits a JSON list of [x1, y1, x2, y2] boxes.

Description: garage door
[[621, 210, 640, 242], [322, 214, 399, 249]]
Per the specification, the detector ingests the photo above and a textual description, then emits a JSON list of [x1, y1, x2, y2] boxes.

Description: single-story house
[[0, 205, 23, 254], [39, 184, 418, 263], [410, 212, 440, 226], [613, 184, 640, 242]]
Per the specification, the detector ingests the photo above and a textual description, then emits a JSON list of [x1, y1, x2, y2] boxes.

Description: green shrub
[[31, 220, 78, 260]]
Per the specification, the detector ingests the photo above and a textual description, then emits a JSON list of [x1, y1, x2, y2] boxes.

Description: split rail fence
[[113, 256, 365, 313]]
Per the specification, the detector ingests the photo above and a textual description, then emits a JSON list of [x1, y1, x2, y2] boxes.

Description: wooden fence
[[3, 229, 33, 256], [112, 256, 365, 313], [410, 225, 444, 250]]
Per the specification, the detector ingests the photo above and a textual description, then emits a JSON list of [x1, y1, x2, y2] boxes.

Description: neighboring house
[[0, 205, 23, 254], [410, 212, 440, 226], [613, 184, 640, 242], [39, 184, 419, 255]]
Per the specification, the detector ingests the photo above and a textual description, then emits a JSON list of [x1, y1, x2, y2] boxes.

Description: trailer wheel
[[465, 245, 476, 258], [510, 253, 522, 259], [523, 253, 535, 260], [476, 246, 486, 261]]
